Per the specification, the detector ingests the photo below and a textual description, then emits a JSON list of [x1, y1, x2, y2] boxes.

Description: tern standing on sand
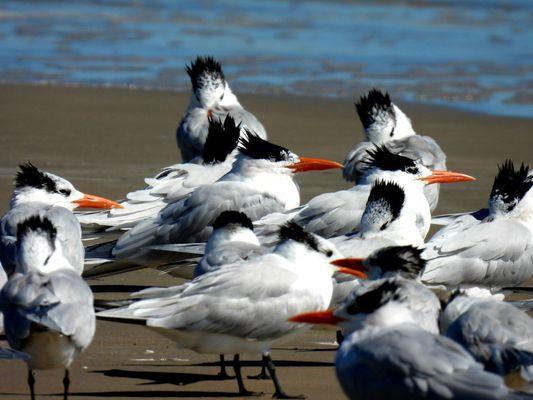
[[0, 216, 95, 400], [343, 89, 446, 211], [98, 222, 360, 398], [177, 56, 267, 162]]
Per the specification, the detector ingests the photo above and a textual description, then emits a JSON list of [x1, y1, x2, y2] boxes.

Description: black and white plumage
[[176, 56, 267, 162], [343, 89, 447, 211], [0, 216, 95, 400], [77, 116, 242, 232], [421, 160, 533, 289], [254, 145, 472, 247], [1, 163, 120, 276], [84, 136, 343, 273], [97, 224, 341, 397], [289, 277, 521, 400], [441, 289, 533, 381]]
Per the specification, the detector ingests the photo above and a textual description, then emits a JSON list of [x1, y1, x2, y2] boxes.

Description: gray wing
[[342, 141, 374, 183], [1, 204, 84, 275], [422, 218, 533, 288], [194, 242, 265, 277], [338, 327, 515, 400], [445, 300, 533, 374], [0, 270, 95, 351], [176, 108, 209, 162], [293, 187, 369, 238], [225, 107, 267, 139], [107, 254, 325, 342], [113, 182, 287, 262]]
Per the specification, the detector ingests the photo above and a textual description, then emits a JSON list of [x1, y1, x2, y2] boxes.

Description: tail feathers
[[85, 240, 117, 260], [492, 347, 533, 376], [96, 308, 147, 325], [83, 259, 144, 279], [144, 243, 206, 256], [431, 208, 489, 226], [93, 298, 135, 312], [0, 347, 31, 361]]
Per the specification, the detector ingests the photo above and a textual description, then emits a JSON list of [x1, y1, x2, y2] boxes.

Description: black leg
[[248, 352, 270, 380], [218, 354, 233, 379], [233, 354, 262, 396], [336, 330, 344, 346], [264, 354, 305, 399], [63, 369, 70, 400], [27, 369, 35, 400]]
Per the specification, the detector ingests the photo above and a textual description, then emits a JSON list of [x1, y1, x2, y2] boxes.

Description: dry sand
[[0, 83, 532, 399]]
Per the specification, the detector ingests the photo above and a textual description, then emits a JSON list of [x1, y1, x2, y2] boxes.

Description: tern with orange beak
[[84, 133, 343, 273], [254, 145, 474, 247], [77, 115, 242, 234], [343, 89, 447, 211], [0, 162, 121, 277], [289, 277, 521, 400], [97, 222, 362, 398]]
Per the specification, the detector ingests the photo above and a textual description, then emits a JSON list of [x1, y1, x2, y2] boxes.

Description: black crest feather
[[355, 89, 394, 129], [213, 211, 254, 231], [202, 116, 241, 164], [186, 56, 225, 89], [490, 160, 533, 211], [362, 145, 418, 173], [345, 279, 402, 315], [15, 162, 57, 192], [368, 245, 425, 279], [366, 180, 405, 223], [278, 221, 319, 252], [16, 215, 57, 244], [238, 131, 291, 162]]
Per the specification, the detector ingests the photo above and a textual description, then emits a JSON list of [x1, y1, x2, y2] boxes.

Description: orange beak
[[331, 258, 367, 279], [419, 170, 476, 185], [288, 157, 343, 173], [73, 193, 123, 209], [289, 309, 345, 325]]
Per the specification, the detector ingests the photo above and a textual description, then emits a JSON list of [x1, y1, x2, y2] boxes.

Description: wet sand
[[0, 83, 532, 399]]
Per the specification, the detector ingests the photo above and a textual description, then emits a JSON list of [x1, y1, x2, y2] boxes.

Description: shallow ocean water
[[0, 0, 531, 117]]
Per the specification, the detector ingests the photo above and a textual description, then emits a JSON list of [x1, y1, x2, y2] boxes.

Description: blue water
[[0, 0, 531, 117]]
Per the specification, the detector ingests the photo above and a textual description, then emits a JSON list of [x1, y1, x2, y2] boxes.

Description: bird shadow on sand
[[191, 359, 333, 368], [84, 369, 251, 398]]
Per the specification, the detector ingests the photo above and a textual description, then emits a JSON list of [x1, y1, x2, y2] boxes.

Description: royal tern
[[441, 288, 533, 382], [343, 89, 446, 211], [421, 160, 533, 290], [290, 278, 522, 400], [0, 216, 95, 400], [177, 56, 267, 162], [0, 162, 121, 276], [254, 145, 473, 246], [97, 222, 360, 397], [77, 115, 241, 233], [85, 133, 343, 273]]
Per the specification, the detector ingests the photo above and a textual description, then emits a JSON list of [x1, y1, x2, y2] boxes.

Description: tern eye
[[405, 166, 419, 174], [58, 189, 71, 196], [322, 249, 333, 257], [220, 92, 225, 100]]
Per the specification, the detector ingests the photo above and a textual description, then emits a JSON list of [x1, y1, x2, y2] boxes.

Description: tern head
[[355, 89, 415, 143], [202, 115, 241, 165], [186, 56, 227, 109], [333, 245, 425, 281], [489, 160, 533, 217], [207, 211, 259, 250], [237, 132, 343, 173], [275, 222, 360, 276], [360, 180, 405, 233], [15, 215, 70, 274], [362, 145, 475, 187], [12, 162, 122, 211], [289, 277, 417, 333]]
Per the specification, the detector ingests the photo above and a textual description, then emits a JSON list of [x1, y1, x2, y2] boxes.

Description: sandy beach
[[1, 83, 533, 399]]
